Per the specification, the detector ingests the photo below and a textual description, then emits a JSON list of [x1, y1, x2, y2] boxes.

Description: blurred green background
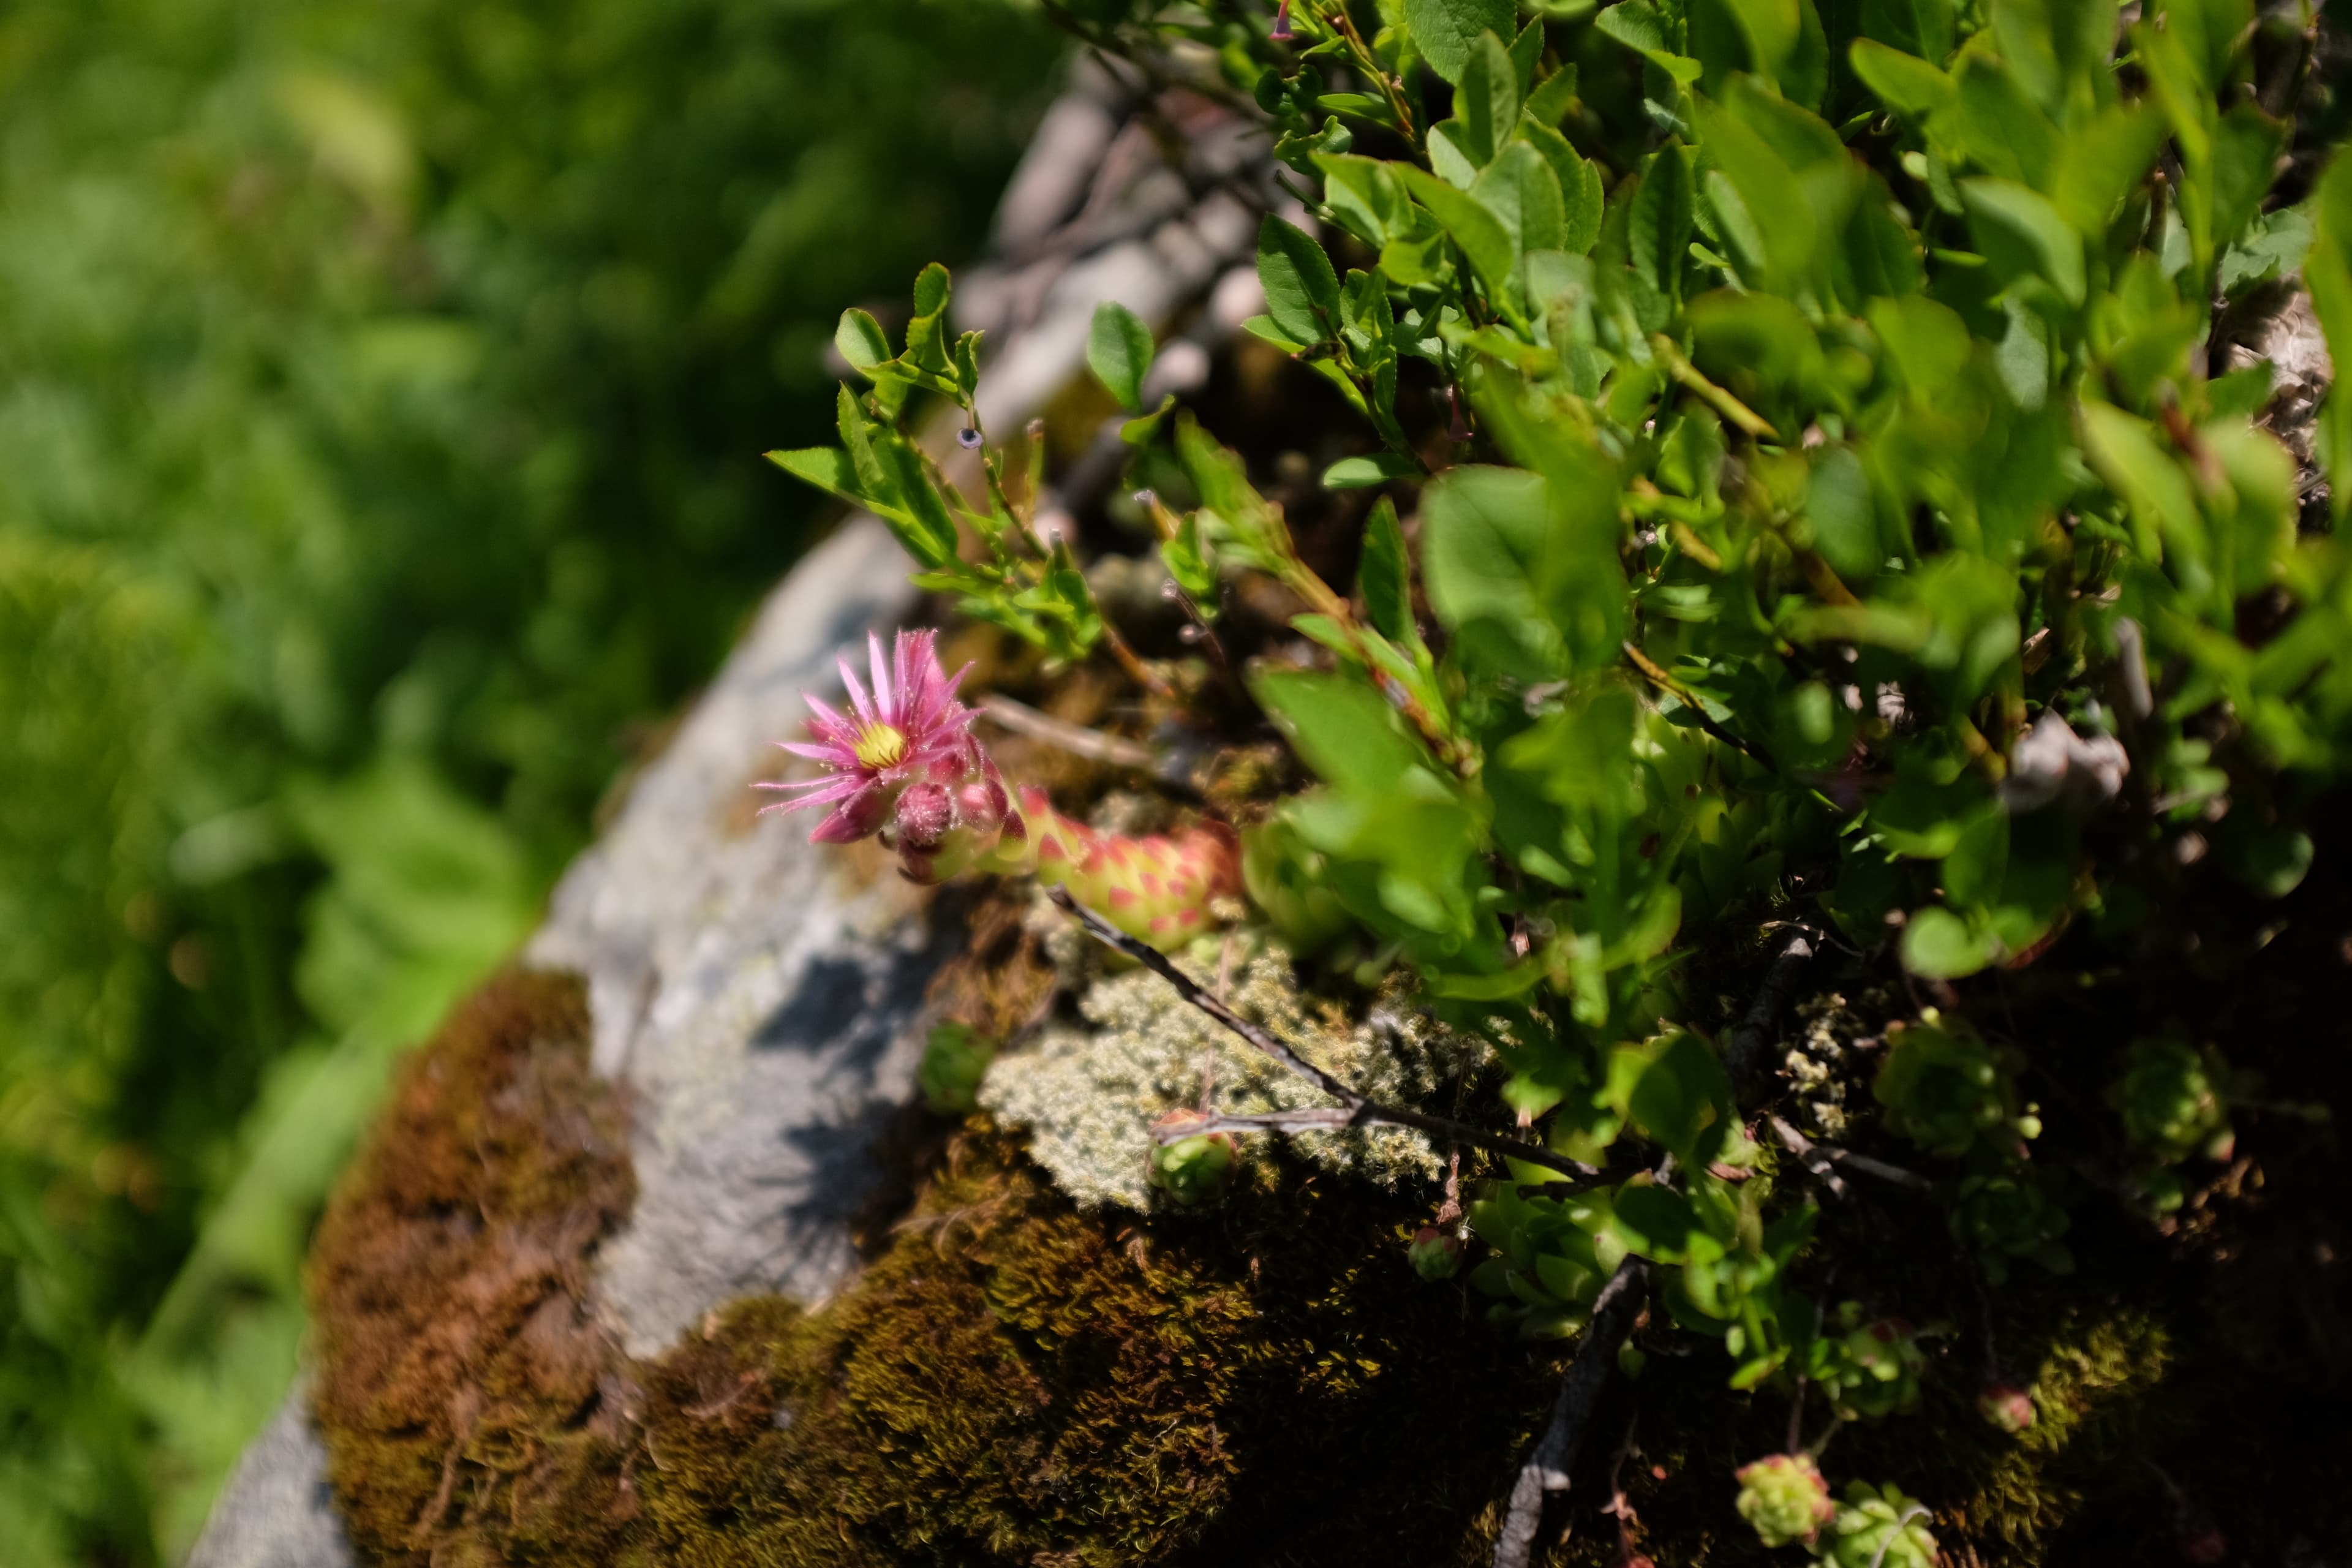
[[0, 1, 1058, 1560]]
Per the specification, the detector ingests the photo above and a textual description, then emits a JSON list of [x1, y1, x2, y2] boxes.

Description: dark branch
[[1047, 888, 1599, 1181], [1721, 927, 1819, 1094], [1768, 1115, 1935, 1192], [1491, 1257, 1648, 1568]]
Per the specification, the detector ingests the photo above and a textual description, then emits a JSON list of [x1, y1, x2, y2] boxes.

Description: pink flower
[[757, 629, 976, 844], [1270, 0, 1295, 40]]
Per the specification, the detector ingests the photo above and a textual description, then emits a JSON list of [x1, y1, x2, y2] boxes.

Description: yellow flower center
[[853, 722, 908, 771]]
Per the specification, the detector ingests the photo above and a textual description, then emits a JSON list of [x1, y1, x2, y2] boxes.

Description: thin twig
[[1768, 1115, 1935, 1192], [1493, 1258, 1649, 1568], [1049, 888, 1600, 1181], [978, 694, 1158, 769], [1622, 641, 1777, 772], [1721, 929, 1819, 1093]]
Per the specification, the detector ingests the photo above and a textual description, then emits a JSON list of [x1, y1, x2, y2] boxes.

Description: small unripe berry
[[1408, 1224, 1463, 1280], [1150, 1111, 1237, 1206], [1977, 1381, 2035, 1434]]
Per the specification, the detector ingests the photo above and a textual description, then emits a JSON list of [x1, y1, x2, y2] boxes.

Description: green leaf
[[1422, 464, 1564, 679], [1474, 140, 1571, 257], [873, 434, 959, 567], [1610, 1181, 1699, 1261], [1086, 301, 1156, 413], [1457, 30, 1521, 167], [1950, 55, 2059, 190], [2211, 102, 2289, 254], [1900, 905, 2001, 978], [1959, 178, 2085, 306], [1404, 0, 1517, 83], [1631, 1032, 1732, 1161], [952, 331, 984, 401], [1847, 37, 1956, 119], [1397, 165, 1520, 301], [1525, 62, 1581, 129], [1252, 669, 1432, 791], [834, 307, 891, 375], [1317, 153, 1410, 246], [910, 260, 951, 319], [1357, 494, 1415, 643], [2078, 399, 2201, 566], [1324, 451, 1422, 489], [837, 383, 895, 506], [764, 446, 862, 503], [1257, 214, 1343, 345], [1596, 2, 1706, 83], [1523, 123, 1604, 254], [2046, 100, 2168, 237], [1858, 0, 1953, 62], [1629, 148, 1695, 310], [2309, 153, 2352, 521]]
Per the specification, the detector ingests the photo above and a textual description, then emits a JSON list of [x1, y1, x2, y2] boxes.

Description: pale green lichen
[[982, 927, 1477, 1210]]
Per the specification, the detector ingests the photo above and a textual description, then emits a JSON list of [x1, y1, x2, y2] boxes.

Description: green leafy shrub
[[780, 0, 2351, 1545]]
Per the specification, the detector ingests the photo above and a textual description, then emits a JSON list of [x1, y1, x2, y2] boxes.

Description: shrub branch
[[1048, 888, 1600, 1180]]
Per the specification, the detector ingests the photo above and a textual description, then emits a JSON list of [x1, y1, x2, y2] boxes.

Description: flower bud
[[1408, 1225, 1463, 1280], [956, 771, 1008, 836], [1977, 1381, 2035, 1434], [1734, 1453, 1834, 1548], [1149, 1110, 1237, 1206], [895, 782, 953, 850]]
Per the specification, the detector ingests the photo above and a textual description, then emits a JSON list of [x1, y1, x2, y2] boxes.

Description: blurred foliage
[[0, 0, 1057, 1561]]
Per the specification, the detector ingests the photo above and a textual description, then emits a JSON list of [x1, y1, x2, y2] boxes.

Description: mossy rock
[[306, 965, 1562, 1567]]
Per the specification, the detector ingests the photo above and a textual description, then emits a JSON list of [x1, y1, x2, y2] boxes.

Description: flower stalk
[[761, 628, 1237, 938]]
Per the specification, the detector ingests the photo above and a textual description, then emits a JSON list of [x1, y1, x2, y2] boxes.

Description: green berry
[[1149, 1112, 1237, 1205], [1408, 1224, 1463, 1280], [1733, 1453, 1834, 1548]]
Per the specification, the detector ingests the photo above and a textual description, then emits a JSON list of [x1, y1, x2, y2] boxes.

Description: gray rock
[[180, 1379, 351, 1568], [184, 60, 1276, 1562], [532, 514, 937, 1352]]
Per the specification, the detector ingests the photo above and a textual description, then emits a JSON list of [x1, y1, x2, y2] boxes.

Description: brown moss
[[307, 968, 637, 1563]]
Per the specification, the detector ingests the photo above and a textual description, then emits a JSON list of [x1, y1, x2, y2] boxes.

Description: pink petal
[[809, 783, 890, 843], [838, 655, 875, 727], [758, 774, 865, 805], [867, 630, 894, 718]]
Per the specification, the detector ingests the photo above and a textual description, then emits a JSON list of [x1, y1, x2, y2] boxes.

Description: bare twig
[[978, 693, 1158, 769], [1768, 1115, 1936, 1192], [1049, 888, 1600, 1181], [1493, 1258, 1649, 1568], [1621, 641, 1777, 772], [1721, 929, 1819, 1094]]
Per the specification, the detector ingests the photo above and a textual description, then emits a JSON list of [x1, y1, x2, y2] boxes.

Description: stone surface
[[181, 1379, 352, 1568], [534, 514, 938, 1351]]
